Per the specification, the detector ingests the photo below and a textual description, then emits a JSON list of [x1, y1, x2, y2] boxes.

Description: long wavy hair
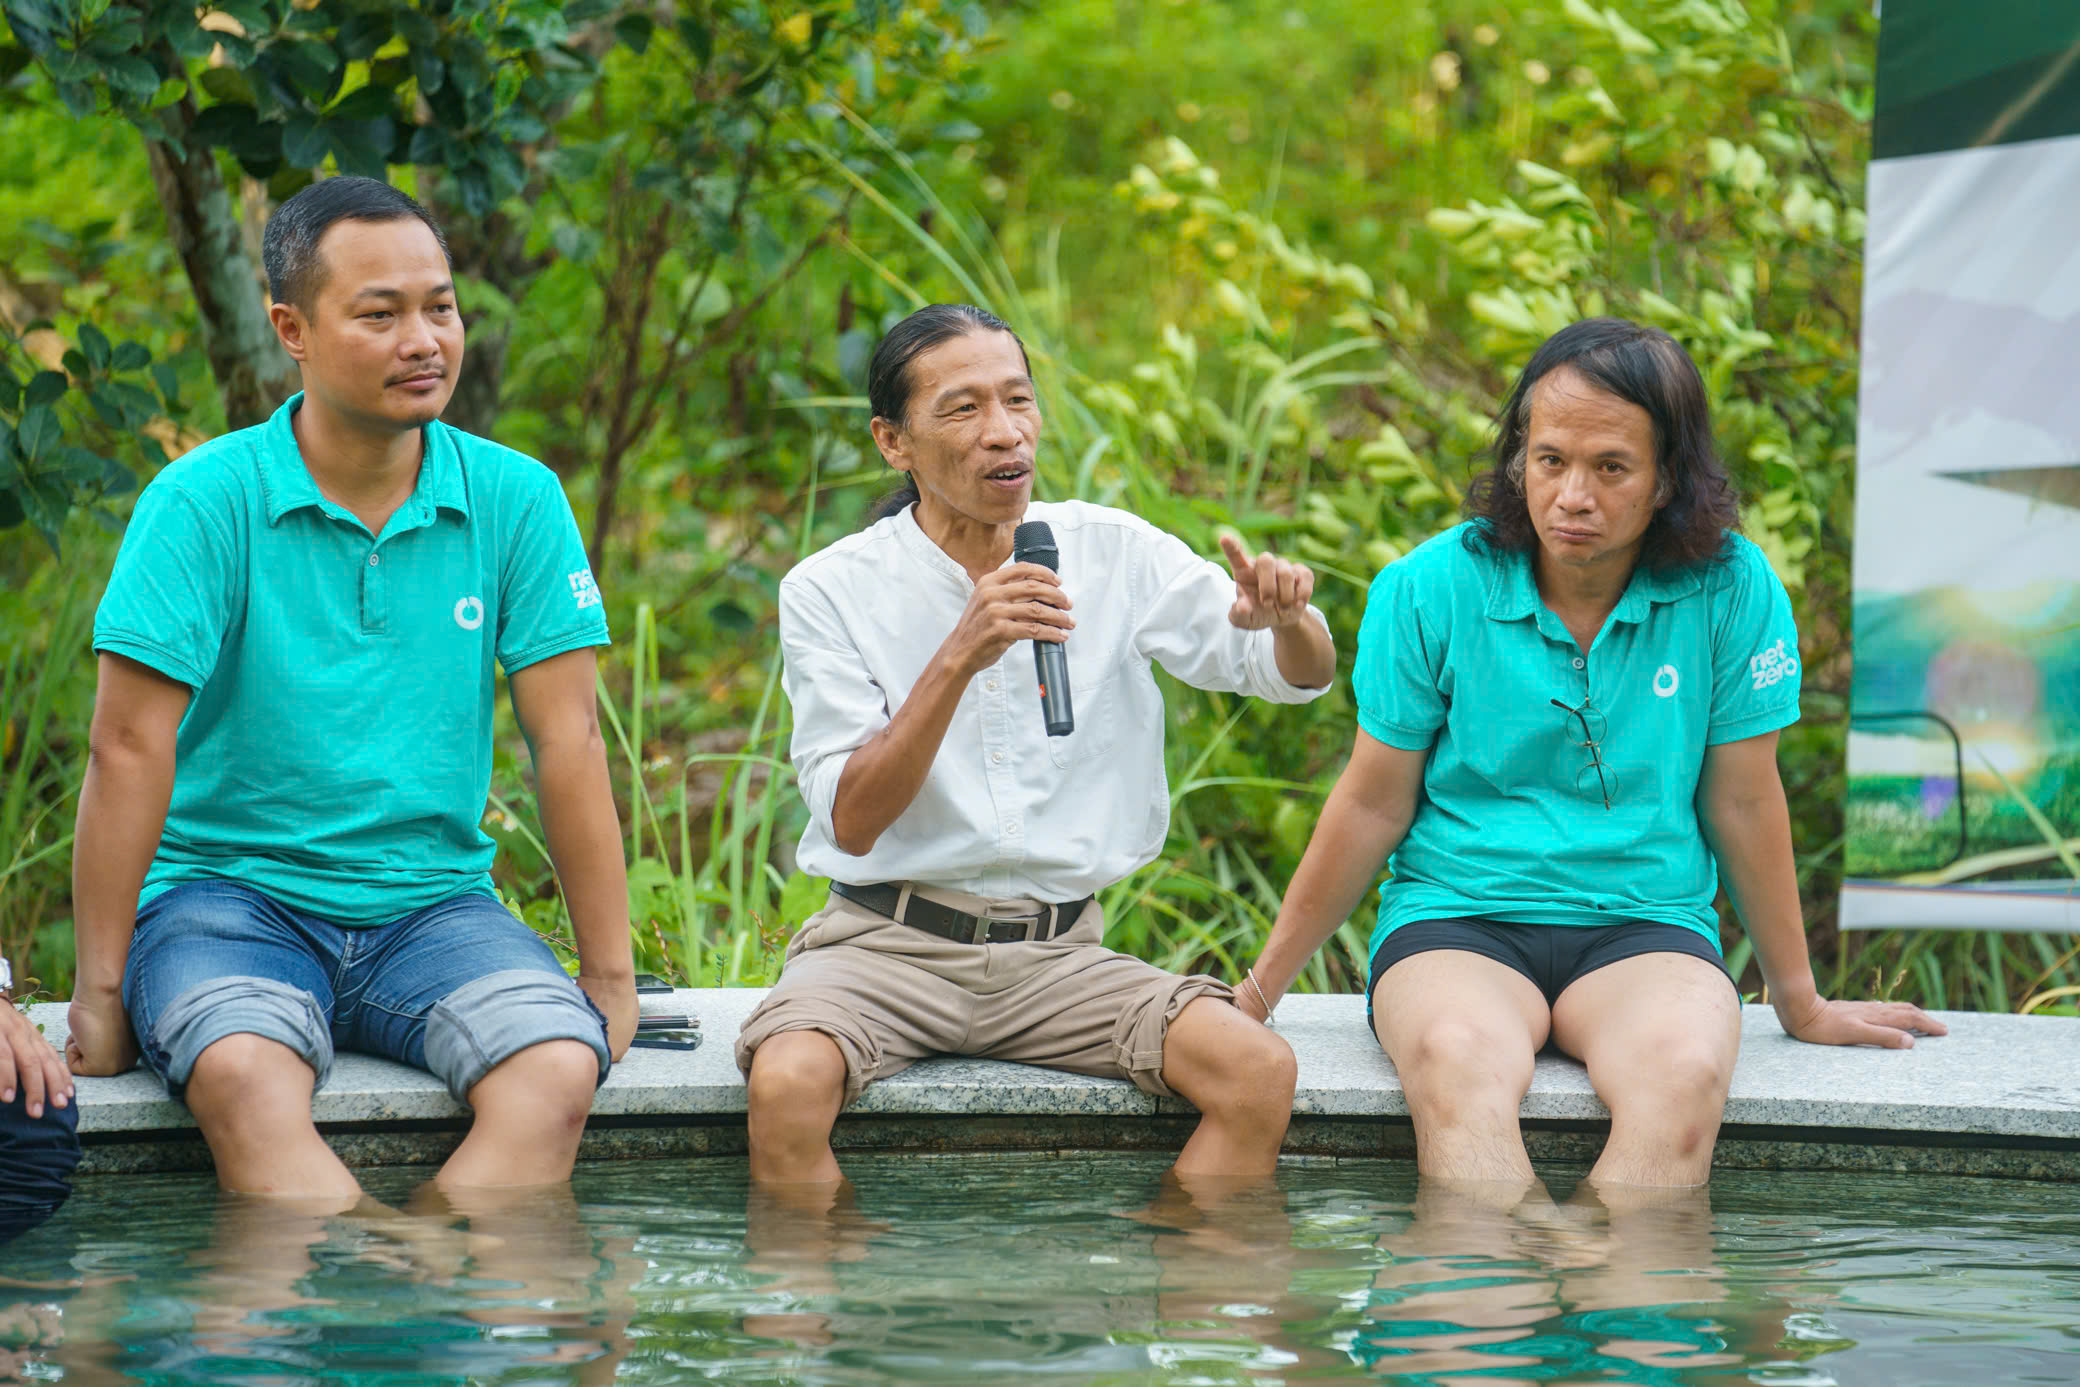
[[1462, 317, 1739, 571], [862, 303, 1030, 526]]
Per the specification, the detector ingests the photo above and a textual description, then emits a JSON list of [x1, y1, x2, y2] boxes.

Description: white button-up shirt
[[781, 499, 1330, 902]]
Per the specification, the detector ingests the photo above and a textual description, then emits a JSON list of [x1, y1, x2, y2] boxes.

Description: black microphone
[[1012, 520, 1074, 737]]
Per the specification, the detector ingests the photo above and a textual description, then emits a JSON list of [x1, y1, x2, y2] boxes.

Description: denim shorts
[[0, 1088, 80, 1245], [124, 880, 610, 1105]]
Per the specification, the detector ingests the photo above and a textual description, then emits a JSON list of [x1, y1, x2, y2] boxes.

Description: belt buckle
[[975, 903, 1049, 945]]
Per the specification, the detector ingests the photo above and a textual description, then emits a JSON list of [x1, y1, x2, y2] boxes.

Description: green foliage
[[489, 2, 990, 576], [2, 0, 610, 212], [0, 322, 170, 552], [1, 0, 2072, 1016]]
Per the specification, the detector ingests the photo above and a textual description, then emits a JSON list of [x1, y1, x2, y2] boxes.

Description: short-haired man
[[1243, 318, 1942, 1188], [1, 954, 78, 1244], [738, 304, 1333, 1184], [66, 176, 636, 1198]]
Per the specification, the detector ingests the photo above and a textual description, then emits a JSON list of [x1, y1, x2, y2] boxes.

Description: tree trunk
[[142, 102, 297, 429]]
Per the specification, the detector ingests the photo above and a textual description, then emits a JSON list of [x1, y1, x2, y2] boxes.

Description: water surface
[[2, 1153, 2075, 1384]]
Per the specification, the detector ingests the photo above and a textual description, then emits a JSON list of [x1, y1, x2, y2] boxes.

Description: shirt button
[[368, 554, 380, 567], [986, 680, 999, 692], [1571, 656, 1585, 670], [991, 751, 1004, 764]]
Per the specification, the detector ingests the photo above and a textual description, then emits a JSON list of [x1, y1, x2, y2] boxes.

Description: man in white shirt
[[737, 303, 1336, 1184]]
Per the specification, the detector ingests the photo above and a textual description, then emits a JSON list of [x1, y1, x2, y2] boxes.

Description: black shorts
[[1366, 916, 1735, 1012]]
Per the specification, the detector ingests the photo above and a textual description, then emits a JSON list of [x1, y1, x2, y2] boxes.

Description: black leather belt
[[831, 881, 1091, 945]]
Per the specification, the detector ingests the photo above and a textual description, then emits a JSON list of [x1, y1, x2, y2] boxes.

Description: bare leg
[[185, 1034, 360, 1199], [745, 1030, 848, 1186], [1159, 998, 1296, 1177], [407, 1182, 640, 1387], [742, 1178, 887, 1346], [438, 1039, 600, 1190], [1368, 1176, 1559, 1387], [1551, 954, 1740, 1188], [1372, 952, 1550, 1182]]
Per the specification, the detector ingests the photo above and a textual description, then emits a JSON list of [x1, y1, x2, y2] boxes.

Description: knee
[[189, 1032, 314, 1102], [470, 1040, 598, 1134], [1398, 1018, 1530, 1099], [1176, 1013, 1296, 1119], [1608, 1037, 1734, 1119], [1234, 1024, 1297, 1107], [747, 1032, 847, 1117]]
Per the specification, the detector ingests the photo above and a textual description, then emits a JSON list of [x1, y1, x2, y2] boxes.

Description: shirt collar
[[257, 393, 470, 527], [892, 499, 1025, 586], [1484, 540, 1704, 630]]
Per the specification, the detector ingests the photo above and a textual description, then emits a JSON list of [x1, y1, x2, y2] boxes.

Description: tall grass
[[0, 549, 96, 996]]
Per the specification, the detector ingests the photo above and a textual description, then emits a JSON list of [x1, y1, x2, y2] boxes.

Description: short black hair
[[863, 304, 1031, 524], [262, 175, 451, 312], [1463, 316, 1740, 571]]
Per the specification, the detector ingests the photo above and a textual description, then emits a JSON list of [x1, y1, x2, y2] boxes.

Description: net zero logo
[[454, 596, 485, 630]]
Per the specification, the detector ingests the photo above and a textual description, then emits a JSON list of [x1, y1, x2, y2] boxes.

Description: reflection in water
[[1356, 1178, 1769, 1385], [0, 1157, 2073, 1384], [0, 1176, 641, 1384]]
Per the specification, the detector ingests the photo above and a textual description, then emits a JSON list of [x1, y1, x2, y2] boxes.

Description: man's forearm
[[1254, 780, 1410, 1000], [533, 739, 633, 980], [1270, 614, 1335, 690], [828, 646, 974, 855], [72, 746, 174, 996], [1702, 786, 1818, 1014]]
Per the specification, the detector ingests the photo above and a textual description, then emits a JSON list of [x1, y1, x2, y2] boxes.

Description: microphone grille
[[1012, 520, 1057, 568]]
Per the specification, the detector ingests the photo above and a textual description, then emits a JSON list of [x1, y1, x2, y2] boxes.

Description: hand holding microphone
[[941, 528, 1074, 721], [1013, 521, 1074, 736]]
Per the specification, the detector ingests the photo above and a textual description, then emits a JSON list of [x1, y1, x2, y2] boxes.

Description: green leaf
[[150, 76, 188, 109], [87, 384, 126, 430], [16, 404, 59, 461], [409, 46, 444, 96], [335, 10, 392, 61], [328, 84, 393, 121], [56, 445, 107, 484], [104, 54, 163, 102], [326, 118, 395, 178], [394, 9, 439, 49], [54, 80, 96, 118], [614, 13, 654, 53], [198, 66, 255, 106], [23, 371, 66, 408], [78, 321, 112, 372], [106, 381, 159, 427], [149, 362, 181, 407], [216, 1, 272, 39], [280, 114, 329, 168], [677, 17, 712, 67], [274, 39, 343, 101], [0, 368, 17, 412], [111, 341, 151, 372]]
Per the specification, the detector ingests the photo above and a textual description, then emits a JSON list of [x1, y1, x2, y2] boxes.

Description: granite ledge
[[26, 990, 2080, 1149]]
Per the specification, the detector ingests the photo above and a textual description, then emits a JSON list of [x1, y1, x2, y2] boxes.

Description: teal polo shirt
[[1354, 522, 1801, 958], [93, 395, 610, 924]]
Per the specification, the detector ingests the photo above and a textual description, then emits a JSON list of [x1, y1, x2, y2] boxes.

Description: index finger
[[1218, 532, 1254, 578], [1883, 1002, 1947, 1036], [40, 1041, 72, 1108], [6, 1034, 42, 1114]]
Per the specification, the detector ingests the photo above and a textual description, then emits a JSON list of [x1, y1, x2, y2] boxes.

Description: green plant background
[[3, 0, 2074, 1017]]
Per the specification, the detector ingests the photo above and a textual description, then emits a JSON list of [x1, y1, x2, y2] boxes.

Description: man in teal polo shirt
[[66, 177, 637, 1198], [1241, 318, 1942, 1188]]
